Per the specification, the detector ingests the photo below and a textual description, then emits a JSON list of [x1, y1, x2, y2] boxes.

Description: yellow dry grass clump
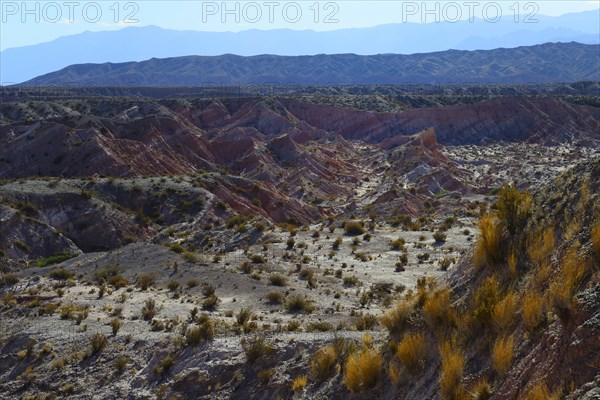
[[592, 219, 600, 258], [310, 346, 337, 382], [472, 276, 501, 330], [423, 288, 455, 333], [439, 340, 466, 400], [495, 183, 532, 235], [344, 348, 382, 393], [492, 291, 518, 334], [474, 214, 503, 268], [380, 298, 414, 336], [525, 381, 561, 400], [492, 335, 514, 377], [396, 332, 427, 374], [291, 375, 308, 391], [527, 226, 555, 268], [549, 244, 589, 319], [521, 291, 545, 334]]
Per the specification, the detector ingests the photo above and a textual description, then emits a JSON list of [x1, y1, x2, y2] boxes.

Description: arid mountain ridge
[[19, 42, 600, 86]]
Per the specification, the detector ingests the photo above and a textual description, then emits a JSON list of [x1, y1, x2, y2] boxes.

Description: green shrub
[[35, 252, 77, 268]]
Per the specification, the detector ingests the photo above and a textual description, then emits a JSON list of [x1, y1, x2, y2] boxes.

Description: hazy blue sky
[[1, 0, 599, 50]]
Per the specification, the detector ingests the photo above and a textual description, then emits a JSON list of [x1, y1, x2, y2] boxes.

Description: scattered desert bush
[[49, 268, 74, 280], [241, 335, 275, 363], [438, 257, 455, 271], [286, 237, 295, 249], [307, 321, 333, 332], [202, 283, 215, 297], [167, 280, 180, 291], [250, 254, 266, 264], [110, 318, 122, 335], [343, 276, 360, 286], [492, 335, 514, 377], [390, 238, 405, 250], [239, 261, 253, 274], [0, 274, 19, 286], [187, 278, 200, 288], [137, 274, 154, 290], [286, 295, 314, 313], [142, 299, 157, 321], [269, 274, 288, 286], [258, 368, 275, 385], [266, 291, 285, 304], [168, 243, 186, 253], [59, 303, 80, 320], [344, 347, 382, 393], [90, 332, 108, 355], [439, 340, 466, 400], [332, 237, 342, 250], [154, 354, 174, 376], [396, 332, 427, 374], [433, 230, 447, 243], [107, 275, 129, 289], [344, 221, 365, 236], [202, 295, 220, 311], [186, 320, 215, 345], [354, 314, 378, 331], [114, 356, 128, 373], [236, 307, 253, 325]]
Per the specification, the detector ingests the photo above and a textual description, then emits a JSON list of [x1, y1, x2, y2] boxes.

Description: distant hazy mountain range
[[1, 10, 599, 84], [19, 42, 600, 86]]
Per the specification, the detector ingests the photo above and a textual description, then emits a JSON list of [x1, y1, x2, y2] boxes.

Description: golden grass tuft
[[292, 375, 308, 391], [343, 348, 382, 393], [526, 226, 555, 268], [472, 276, 501, 330], [495, 183, 532, 235], [492, 291, 518, 334], [470, 378, 492, 400], [381, 298, 414, 336], [592, 219, 600, 258], [439, 340, 466, 400], [387, 361, 402, 386], [549, 244, 589, 320], [396, 332, 427, 374], [310, 346, 338, 382], [525, 381, 561, 400], [521, 291, 545, 334], [474, 214, 503, 268], [423, 288, 455, 333], [492, 335, 514, 377]]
